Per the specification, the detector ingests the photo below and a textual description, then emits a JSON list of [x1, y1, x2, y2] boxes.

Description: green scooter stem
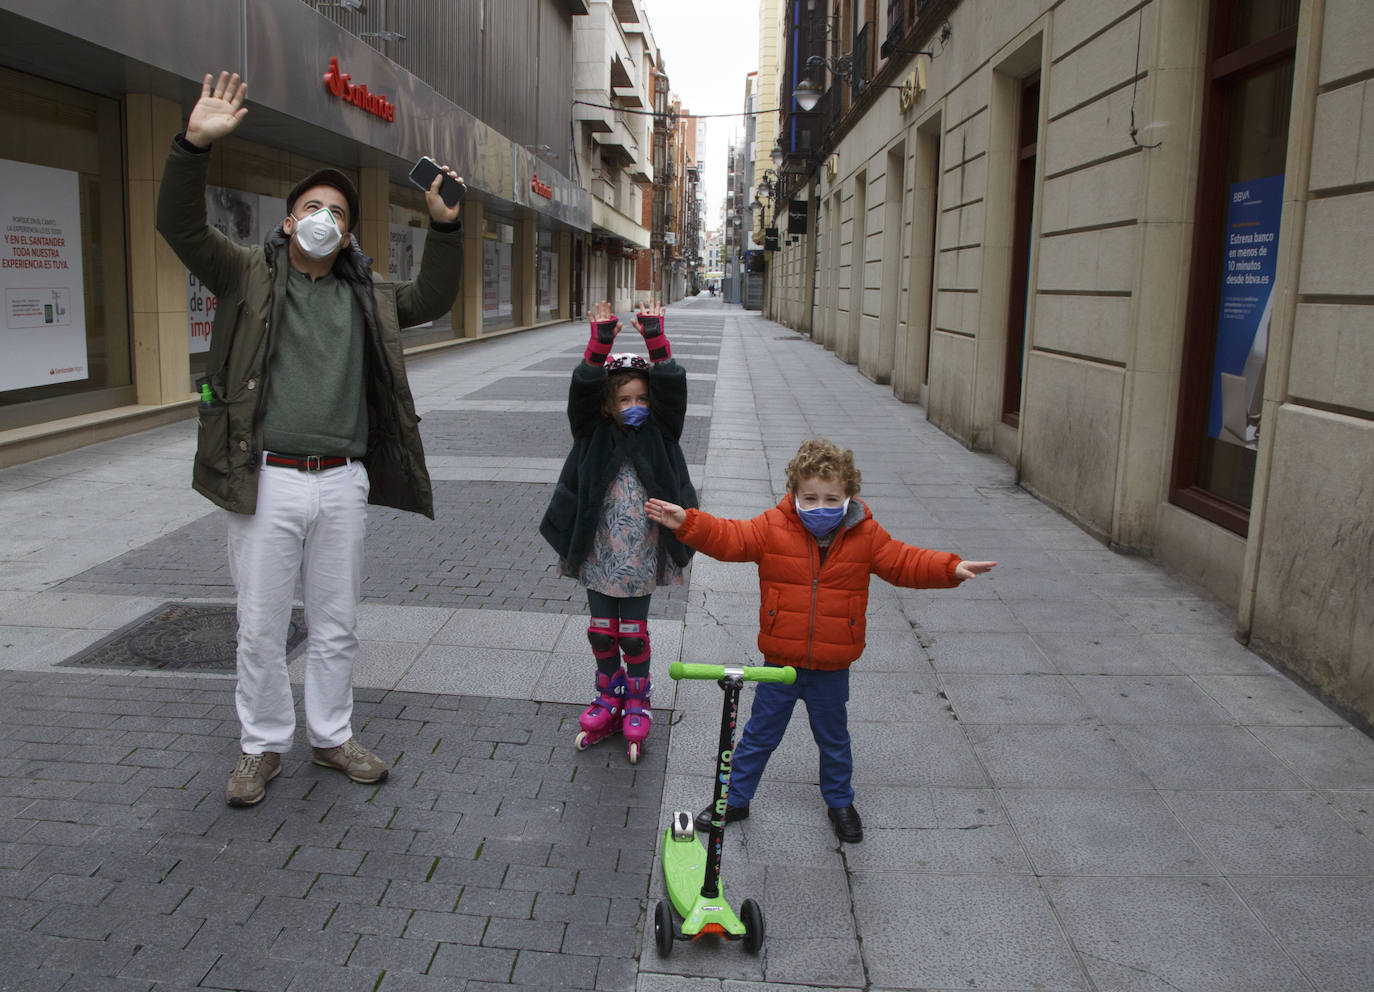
[[657, 662, 795, 951]]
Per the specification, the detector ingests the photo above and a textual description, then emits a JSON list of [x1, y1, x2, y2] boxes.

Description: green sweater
[[262, 265, 368, 457]]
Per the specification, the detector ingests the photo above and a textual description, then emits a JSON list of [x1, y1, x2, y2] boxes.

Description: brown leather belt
[[264, 452, 350, 472]]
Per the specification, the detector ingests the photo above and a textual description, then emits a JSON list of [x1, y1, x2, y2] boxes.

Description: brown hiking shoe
[[226, 751, 281, 807], [312, 737, 389, 784]]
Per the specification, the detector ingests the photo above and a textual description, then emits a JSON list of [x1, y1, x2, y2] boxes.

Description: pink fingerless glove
[[584, 317, 619, 365], [637, 313, 671, 362]]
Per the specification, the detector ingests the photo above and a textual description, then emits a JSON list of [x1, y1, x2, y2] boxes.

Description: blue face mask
[[795, 498, 849, 537], [621, 405, 649, 427]]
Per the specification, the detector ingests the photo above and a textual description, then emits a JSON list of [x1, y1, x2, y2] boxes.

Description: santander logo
[[323, 56, 396, 123], [531, 173, 553, 199]]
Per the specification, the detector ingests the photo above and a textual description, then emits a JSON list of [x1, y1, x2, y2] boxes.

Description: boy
[[646, 438, 995, 843]]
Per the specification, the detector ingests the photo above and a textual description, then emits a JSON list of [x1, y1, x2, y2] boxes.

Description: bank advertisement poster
[[1209, 173, 1283, 450], [0, 159, 88, 391], [188, 187, 286, 354], [388, 224, 425, 282]]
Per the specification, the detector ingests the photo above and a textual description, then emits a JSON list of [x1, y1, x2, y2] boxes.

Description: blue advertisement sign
[[1208, 173, 1283, 449]]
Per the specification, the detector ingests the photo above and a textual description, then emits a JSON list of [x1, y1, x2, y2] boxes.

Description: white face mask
[[292, 207, 343, 260]]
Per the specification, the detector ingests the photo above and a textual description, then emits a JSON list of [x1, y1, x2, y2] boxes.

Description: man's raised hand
[[186, 71, 248, 150]]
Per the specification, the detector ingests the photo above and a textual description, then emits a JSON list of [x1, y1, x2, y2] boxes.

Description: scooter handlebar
[[669, 662, 797, 684]]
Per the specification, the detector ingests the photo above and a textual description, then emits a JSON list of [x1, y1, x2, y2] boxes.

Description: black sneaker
[[827, 804, 863, 843], [694, 803, 749, 833]]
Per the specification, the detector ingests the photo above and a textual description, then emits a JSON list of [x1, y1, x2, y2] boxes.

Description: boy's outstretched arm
[[646, 498, 686, 531], [955, 560, 997, 580], [869, 521, 996, 588], [646, 499, 768, 563]]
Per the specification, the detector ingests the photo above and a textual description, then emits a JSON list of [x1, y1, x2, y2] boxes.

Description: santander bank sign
[[323, 56, 396, 123]]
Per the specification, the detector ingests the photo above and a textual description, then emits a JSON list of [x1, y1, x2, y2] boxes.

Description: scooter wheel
[[627, 741, 640, 764], [654, 899, 675, 957], [740, 898, 764, 954], [574, 731, 590, 751]]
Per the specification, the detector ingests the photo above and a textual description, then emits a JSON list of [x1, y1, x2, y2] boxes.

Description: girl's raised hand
[[645, 498, 686, 531], [585, 300, 621, 365], [632, 299, 670, 361]]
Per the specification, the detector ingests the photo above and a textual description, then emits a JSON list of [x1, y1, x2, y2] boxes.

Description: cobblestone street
[[1, 298, 1372, 991]]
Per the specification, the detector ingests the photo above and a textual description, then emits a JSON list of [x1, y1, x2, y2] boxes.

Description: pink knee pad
[[587, 617, 619, 663], [616, 619, 650, 666]]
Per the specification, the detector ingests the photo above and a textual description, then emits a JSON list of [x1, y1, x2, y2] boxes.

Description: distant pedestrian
[[647, 438, 996, 842], [540, 300, 698, 763], [156, 71, 465, 807]]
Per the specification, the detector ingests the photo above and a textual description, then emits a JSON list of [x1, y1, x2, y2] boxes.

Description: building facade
[[768, 0, 1374, 726], [0, 0, 591, 465], [573, 0, 656, 313]]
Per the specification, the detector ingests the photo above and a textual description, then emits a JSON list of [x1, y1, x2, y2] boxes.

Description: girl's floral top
[[568, 460, 684, 596]]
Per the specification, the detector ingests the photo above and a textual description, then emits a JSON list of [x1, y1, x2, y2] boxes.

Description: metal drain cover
[[59, 602, 307, 671]]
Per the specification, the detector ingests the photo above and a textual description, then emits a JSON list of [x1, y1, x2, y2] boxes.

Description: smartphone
[[408, 156, 466, 208]]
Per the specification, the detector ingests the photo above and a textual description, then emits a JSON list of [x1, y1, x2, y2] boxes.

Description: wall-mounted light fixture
[[794, 21, 951, 112], [361, 30, 405, 42], [319, 0, 366, 11]]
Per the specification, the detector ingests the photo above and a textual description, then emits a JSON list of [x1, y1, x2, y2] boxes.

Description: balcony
[[575, 89, 613, 133], [594, 117, 640, 169]]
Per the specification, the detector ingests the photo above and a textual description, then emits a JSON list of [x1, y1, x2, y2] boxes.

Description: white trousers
[[226, 459, 369, 753]]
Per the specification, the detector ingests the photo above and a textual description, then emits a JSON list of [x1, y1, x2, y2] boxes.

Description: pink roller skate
[[575, 669, 625, 750], [623, 675, 652, 764], [617, 619, 653, 763]]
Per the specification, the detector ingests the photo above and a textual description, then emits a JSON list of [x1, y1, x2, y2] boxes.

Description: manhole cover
[[59, 602, 307, 671]]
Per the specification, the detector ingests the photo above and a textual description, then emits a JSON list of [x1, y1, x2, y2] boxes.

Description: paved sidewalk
[[0, 296, 1372, 991]]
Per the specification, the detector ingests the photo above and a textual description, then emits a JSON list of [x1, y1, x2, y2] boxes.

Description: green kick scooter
[[654, 660, 796, 956]]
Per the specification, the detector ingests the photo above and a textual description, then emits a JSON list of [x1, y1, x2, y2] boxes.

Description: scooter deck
[[661, 827, 745, 938]]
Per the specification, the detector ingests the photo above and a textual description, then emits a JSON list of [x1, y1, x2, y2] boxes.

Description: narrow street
[[0, 296, 1371, 991]]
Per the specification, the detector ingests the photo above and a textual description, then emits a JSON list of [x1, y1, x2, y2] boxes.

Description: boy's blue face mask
[[621, 405, 649, 427], [795, 499, 848, 537]]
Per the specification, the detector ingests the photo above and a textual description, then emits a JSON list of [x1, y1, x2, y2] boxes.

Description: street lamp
[[793, 20, 952, 112], [754, 169, 778, 220], [770, 138, 784, 168]]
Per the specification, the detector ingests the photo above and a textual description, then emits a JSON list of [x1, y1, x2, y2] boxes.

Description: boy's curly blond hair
[[785, 438, 862, 496]]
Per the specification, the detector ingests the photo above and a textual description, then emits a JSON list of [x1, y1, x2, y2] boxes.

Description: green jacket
[[156, 137, 461, 518]]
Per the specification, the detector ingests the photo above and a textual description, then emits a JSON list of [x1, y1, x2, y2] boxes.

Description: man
[[156, 71, 464, 807]]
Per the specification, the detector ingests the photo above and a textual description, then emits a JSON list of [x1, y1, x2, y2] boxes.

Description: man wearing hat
[[156, 71, 465, 807]]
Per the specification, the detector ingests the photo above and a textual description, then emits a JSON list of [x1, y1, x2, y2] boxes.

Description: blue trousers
[[727, 666, 853, 810]]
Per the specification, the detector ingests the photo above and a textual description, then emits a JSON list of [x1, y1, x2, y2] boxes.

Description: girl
[[539, 300, 697, 763]]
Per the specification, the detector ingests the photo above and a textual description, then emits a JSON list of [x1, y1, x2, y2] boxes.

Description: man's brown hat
[[286, 168, 360, 231]]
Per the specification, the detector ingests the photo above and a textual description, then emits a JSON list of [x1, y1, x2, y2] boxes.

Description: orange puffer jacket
[[676, 497, 964, 669]]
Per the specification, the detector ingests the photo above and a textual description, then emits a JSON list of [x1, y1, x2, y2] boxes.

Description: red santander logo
[[323, 57, 396, 123], [531, 173, 553, 199]]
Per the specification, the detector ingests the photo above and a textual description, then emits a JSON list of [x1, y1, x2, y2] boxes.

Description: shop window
[[389, 188, 456, 347], [1171, 0, 1298, 533], [0, 70, 130, 429], [482, 220, 515, 331], [535, 229, 559, 321]]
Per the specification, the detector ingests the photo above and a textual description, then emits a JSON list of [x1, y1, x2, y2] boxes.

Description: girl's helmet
[[605, 353, 649, 374]]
